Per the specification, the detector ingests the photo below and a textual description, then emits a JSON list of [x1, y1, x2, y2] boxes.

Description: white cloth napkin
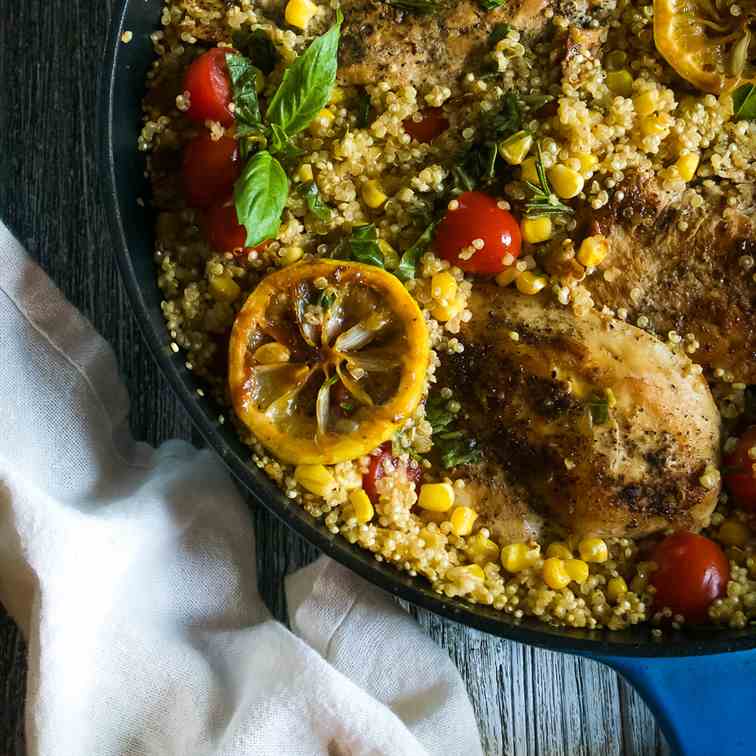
[[0, 221, 483, 756]]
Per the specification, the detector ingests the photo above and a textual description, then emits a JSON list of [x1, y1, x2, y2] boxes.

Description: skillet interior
[[99, 0, 756, 657]]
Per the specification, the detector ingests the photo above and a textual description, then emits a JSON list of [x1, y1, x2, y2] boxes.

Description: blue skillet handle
[[591, 650, 756, 756]]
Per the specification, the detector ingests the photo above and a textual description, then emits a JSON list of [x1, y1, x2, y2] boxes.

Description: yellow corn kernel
[[285, 0, 318, 29], [418, 482, 455, 512], [604, 50, 628, 71], [309, 107, 334, 135], [520, 157, 539, 185], [577, 234, 609, 267], [607, 576, 628, 603], [574, 152, 599, 176], [253, 342, 291, 364], [450, 506, 478, 536], [348, 488, 375, 524], [606, 69, 634, 97], [295, 464, 337, 497], [676, 153, 700, 182], [718, 519, 750, 547], [521, 216, 553, 244], [447, 564, 485, 584], [548, 164, 585, 199], [578, 537, 609, 563], [516, 271, 548, 295], [361, 179, 387, 209], [431, 300, 463, 323], [420, 526, 445, 550], [633, 89, 659, 117], [296, 163, 314, 183], [329, 85, 346, 105], [209, 274, 241, 303], [378, 239, 399, 269], [543, 557, 571, 590], [564, 558, 590, 584], [501, 542, 540, 573], [546, 542, 572, 560], [467, 531, 500, 565], [499, 130, 534, 165], [431, 270, 458, 302], [495, 267, 520, 288], [640, 114, 669, 137], [279, 245, 304, 266]]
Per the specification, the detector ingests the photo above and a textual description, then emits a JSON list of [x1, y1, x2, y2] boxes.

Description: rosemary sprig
[[525, 144, 574, 217]]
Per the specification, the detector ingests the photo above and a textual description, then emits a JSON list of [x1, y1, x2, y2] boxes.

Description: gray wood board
[[0, 1, 669, 753]]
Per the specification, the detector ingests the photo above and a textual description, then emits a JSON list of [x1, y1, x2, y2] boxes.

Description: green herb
[[588, 394, 610, 425], [386, 0, 440, 13], [300, 181, 333, 221], [426, 391, 481, 469], [525, 143, 574, 217], [266, 10, 343, 139], [425, 393, 455, 434], [480, 0, 505, 9], [519, 93, 555, 111], [485, 92, 521, 140], [733, 83, 756, 121], [340, 400, 356, 414], [233, 150, 289, 248], [396, 220, 438, 281], [226, 54, 263, 156], [488, 22, 510, 46], [356, 89, 372, 128], [317, 288, 336, 310], [232, 29, 279, 75], [348, 224, 385, 267]]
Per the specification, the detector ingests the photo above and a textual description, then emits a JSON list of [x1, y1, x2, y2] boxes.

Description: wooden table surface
[[0, 2, 671, 754]]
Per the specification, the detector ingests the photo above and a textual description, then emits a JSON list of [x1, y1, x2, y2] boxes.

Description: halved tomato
[[229, 261, 430, 464], [654, 0, 756, 93]]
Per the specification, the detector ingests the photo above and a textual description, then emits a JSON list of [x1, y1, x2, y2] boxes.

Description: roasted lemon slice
[[654, 0, 756, 93], [229, 260, 430, 465]]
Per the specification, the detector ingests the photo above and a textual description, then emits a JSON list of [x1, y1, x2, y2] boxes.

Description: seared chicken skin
[[442, 286, 721, 539]]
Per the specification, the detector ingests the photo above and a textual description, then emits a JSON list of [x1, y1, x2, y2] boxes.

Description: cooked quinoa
[[142, 0, 756, 632]]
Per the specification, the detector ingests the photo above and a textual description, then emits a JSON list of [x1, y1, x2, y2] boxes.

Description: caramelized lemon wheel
[[654, 0, 756, 93], [229, 260, 430, 465]]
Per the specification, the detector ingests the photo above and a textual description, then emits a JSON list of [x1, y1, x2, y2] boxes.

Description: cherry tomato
[[363, 442, 422, 505], [403, 108, 449, 143], [183, 48, 234, 126], [202, 200, 270, 256], [435, 191, 522, 274], [182, 133, 241, 208], [724, 426, 756, 511], [650, 532, 729, 623]]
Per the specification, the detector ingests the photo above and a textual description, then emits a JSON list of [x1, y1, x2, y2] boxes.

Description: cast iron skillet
[[100, 2, 756, 752]]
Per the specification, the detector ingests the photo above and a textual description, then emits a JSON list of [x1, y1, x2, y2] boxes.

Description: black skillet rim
[[98, 0, 756, 658]]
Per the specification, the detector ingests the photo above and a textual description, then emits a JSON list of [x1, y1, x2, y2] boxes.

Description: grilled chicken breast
[[442, 286, 720, 539], [578, 181, 756, 384]]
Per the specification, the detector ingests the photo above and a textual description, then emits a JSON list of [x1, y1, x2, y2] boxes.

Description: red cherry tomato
[[724, 426, 756, 511], [202, 200, 270, 255], [183, 48, 234, 126], [403, 108, 449, 143], [650, 532, 729, 623], [182, 133, 241, 208], [363, 442, 422, 505], [435, 191, 522, 274]]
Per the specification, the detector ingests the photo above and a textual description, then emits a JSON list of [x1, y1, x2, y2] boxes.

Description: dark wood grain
[[0, 2, 669, 753]]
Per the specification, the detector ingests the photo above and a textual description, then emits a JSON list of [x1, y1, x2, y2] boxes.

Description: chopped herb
[[484, 93, 521, 141], [488, 22, 510, 46], [317, 288, 336, 310], [396, 220, 439, 281], [340, 401, 356, 414], [231, 29, 279, 75], [425, 393, 455, 434], [356, 89, 372, 128], [480, 0, 505, 9], [299, 181, 333, 221], [519, 93, 555, 111], [426, 390, 482, 469], [588, 394, 610, 425], [525, 143, 574, 217], [733, 83, 756, 121], [348, 224, 385, 267], [385, 0, 440, 13]]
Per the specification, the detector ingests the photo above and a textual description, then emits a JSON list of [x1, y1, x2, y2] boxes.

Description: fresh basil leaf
[[226, 54, 262, 133], [733, 83, 756, 121], [396, 220, 438, 281], [356, 89, 372, 128], [233, 151, 289, 248], [386, 0, 439, 12], [480, 0, 505, 9], [489, 22, 510, 46], [232, 29, 278, 75], [266, 10, 343, 138], [349, 224, 385, 267], [269, 123, 305, 157], [588, 394, 609, 425], [299, 181, 333, 221]]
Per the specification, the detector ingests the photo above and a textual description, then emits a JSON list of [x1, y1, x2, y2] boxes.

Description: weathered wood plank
[[0, 0, 669, 753]]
